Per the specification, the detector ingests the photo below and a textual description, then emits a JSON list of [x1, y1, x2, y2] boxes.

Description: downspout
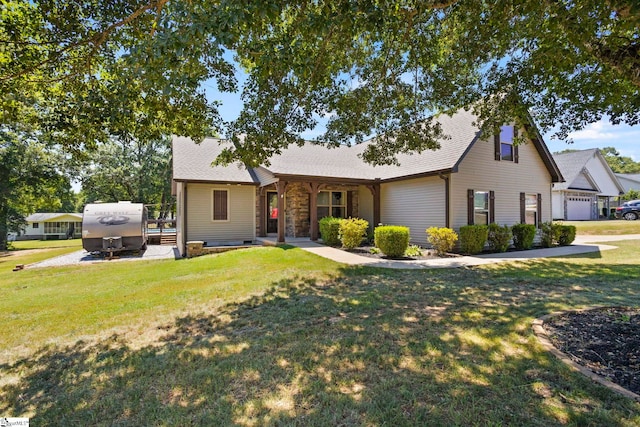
[[183, 183, 188, 256], [439, 173, 450, 228]]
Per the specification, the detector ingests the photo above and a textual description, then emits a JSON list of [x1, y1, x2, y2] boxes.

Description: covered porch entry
[[257, 178, 381, 243]]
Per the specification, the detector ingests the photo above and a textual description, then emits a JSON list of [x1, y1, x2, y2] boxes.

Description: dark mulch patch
[[544, 307, 640, 395]]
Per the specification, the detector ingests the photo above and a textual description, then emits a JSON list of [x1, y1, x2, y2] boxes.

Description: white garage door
[[567, 197, 592, 220]]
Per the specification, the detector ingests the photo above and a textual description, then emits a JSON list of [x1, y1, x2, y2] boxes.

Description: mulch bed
[[345, 246, 461, 261], [543, 307, 640, 395]]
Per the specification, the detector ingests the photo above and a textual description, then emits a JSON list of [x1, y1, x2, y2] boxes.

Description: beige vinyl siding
[[450, 136, 553, 230], [552, 191, 564, 220], [380, 176, 445, 246], [357, 186, 374, 229], [186, 183, 256, 244]]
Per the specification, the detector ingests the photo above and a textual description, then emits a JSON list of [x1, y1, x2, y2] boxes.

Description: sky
[[545, 120, 640, 161], [205, 78, 640, 162]]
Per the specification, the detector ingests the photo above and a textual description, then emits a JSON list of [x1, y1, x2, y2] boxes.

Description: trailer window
[[212, 190, 229, 221]]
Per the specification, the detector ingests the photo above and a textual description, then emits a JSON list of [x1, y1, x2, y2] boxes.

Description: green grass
[[564, 220, 640, 235], [9, 238, 83, 250], [0, 243, 82, 275], [1, 242, 639, 425]]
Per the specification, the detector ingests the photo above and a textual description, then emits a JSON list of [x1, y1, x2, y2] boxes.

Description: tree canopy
[[78, 137, 174, 219], [2, 0, 639, 166], [599, 147, 640, 174], [0, 131, 75, 250]]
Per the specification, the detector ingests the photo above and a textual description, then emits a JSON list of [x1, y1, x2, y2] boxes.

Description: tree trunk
[[0, 204, 9, 251]]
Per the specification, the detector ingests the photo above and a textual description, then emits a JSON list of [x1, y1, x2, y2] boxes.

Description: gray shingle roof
[[552, 149, 599, 190], [172, 136, 258, 184], [257, 109, 481, 180], [616, 173, 640, 183], [172, 108, 557, 184], [26, 213, 83, 222]]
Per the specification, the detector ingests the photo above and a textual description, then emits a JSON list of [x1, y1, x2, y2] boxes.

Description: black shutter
[[513, 127, 519, 163], [468, 189, 475, 225], [489, 191, 495, 224], [213, 190, 228, 220], [346, 191, 353, 217], [537, 193, 542, 228], [520, 192, 526, 224], [494, 133, 501, 161]]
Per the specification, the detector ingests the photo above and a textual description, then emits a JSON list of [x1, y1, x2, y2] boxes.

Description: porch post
[[276, 180, 288, 243], [305, 182, 321, 241], [367, 180, 381, 229], [258, 187, 266, 237]]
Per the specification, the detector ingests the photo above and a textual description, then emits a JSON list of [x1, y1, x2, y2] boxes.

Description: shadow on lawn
[[1, 264, 639, 425]]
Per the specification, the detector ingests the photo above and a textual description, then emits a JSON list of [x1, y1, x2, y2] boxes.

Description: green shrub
[[487, 223, 512, 253], [511, 223, 536, 250], [339, 217, 369, 249], [426, 227, 458, 256], [459, 225, 488, 255], [404, 244, 423, 257], [539, 222, 554, 248], [374, 225, 410, 258], [319, 216, 342, 247], [558, 225, 576, 246], [539, 222, 562, 248]]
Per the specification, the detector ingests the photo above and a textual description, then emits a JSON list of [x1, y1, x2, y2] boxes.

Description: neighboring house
[[19, 213, 83, 240], [615, 173, 640, 194], [172, 109, 563, 256], [551, 149, 625, 220]]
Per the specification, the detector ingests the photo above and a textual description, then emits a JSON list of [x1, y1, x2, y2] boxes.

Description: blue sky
[[544, 120, 640, 160], [206, 81, 640, 161]]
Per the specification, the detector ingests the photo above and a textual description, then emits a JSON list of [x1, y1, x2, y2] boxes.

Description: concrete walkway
[[258, 235, 638, 269]]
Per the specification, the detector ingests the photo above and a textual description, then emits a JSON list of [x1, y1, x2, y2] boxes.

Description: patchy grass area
[[564, 220, 640, 235], [1, 242, 639, 425], [9, 238, 82, 250], [0, 241, 82, 274]]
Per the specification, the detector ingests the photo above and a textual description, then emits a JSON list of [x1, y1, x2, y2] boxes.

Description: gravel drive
[[29, 244, 180, 268]]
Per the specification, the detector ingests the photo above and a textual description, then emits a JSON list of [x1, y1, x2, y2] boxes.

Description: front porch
[[256, 179, 381, 243]]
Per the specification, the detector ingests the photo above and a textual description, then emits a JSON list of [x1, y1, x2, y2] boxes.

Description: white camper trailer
[[82, 202, 148, 254]]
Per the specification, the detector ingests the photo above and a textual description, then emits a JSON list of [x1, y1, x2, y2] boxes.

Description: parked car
[[615, 200, 640, 220]]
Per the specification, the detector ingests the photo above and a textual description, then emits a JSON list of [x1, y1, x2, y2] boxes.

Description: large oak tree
[[2, 0, 639, 167]]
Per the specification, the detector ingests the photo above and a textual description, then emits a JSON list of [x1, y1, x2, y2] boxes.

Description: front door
[[267, 192, 278, 233]]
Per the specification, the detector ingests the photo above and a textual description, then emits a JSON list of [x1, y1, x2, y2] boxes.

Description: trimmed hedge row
[[457, 222, 576, 254], [321, 217, 576, 256]]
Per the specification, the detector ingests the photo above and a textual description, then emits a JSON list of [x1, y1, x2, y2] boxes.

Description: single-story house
[[18, 213, 83, 240], [615, 173, 640, 194], [172, 109, 564, 256], [551, 149, 624, 220]]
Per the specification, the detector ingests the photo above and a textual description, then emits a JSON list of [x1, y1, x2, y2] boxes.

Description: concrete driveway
[[29, 244, 180, 268]]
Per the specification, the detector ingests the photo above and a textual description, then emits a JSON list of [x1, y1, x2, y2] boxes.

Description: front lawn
[[565, 220, 640, 235], [1, 242, 639, 425], [10, 238, 83, 250]]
